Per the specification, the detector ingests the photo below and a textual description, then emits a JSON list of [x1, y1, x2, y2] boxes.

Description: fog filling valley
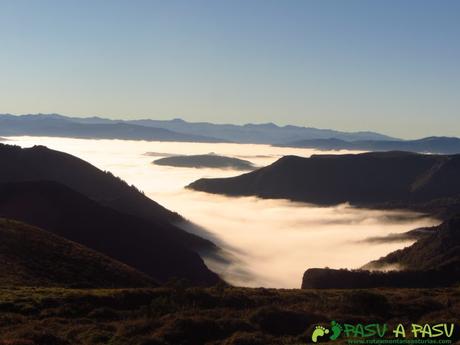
[[8, 137, 439, 288]]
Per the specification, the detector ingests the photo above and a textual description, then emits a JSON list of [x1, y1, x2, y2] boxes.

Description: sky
[[0, 0, 459, 139]]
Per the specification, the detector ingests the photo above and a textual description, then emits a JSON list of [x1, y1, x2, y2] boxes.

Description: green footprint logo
[[311, 325, 329, 343], [330, 321, 343, 340]]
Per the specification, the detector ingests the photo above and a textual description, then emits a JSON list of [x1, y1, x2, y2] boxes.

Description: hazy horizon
[[4, 112, 460, 141], [1, 112, 402, 138]]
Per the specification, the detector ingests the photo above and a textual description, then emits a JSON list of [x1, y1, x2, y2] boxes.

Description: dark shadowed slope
[[153, 154, 255, 170], [0, 181, 221, 285], [302, 214, 460, 289], [280, 136, 460, 154], [0, 114, 224, 143], [364, 214, 460, 272], [188, 151, 460, 210], [0, 143, 177, 221], [0, 218, 155, 287], [0, 143, 212, 252]]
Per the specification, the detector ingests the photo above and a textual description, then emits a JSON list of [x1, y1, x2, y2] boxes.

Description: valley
[[3, 137, 439, 288]]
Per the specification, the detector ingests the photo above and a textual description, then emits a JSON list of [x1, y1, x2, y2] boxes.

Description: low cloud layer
[[167, 192, 437, 287], [9, 136, 439, 288]]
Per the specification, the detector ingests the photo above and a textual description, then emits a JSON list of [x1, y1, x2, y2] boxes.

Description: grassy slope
[[0, 219, 155, 288], [0, 286, 457, 345]]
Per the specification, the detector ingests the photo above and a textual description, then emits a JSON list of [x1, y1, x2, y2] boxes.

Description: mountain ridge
[[0, 143, 221, 285], [129, 117, 396, 143], [0, 114, 225, 143], [0, 142, 223, 252], [0, 113, 396, 144], [0, 180, 221, 285], [188, 151, 460, 217]]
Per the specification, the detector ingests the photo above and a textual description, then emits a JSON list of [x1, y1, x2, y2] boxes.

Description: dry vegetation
[[0, 285, 458, 345]]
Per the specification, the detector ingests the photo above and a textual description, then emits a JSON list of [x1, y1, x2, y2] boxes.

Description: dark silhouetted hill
[[0, 114, 223, 143], [301, 267, 459, 289], [188, 152, 460, 212], [280, 136, 460, 154], [0, 143, 212, 252], [0, 218, 155, 288], [153, 154, 255, 170], [0, 181, 221, 285]]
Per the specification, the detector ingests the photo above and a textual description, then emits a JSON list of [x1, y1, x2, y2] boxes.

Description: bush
[[87, 307, 119, 320], [250, 306, 323, 336], [30, 333, 69, 345], [341, 291, 390, 316], [157, 316, 251, 345], [222, 331, 271, 345], [157, 317, 221, 345]]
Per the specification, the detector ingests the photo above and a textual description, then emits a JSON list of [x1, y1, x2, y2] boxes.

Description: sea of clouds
[[8, 136, 438, 288]]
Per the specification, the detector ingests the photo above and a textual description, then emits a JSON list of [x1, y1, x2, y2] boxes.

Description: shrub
[[250, 306, 322, 336], [341, 290, 390, 316], [87, 307, 119, 320], [222, 331, 271, 345]]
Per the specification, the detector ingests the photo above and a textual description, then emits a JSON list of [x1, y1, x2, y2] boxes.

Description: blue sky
[[0, 0, 458, 138]]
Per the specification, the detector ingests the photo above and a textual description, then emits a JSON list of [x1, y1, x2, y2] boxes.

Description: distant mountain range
[[127, 117, 396, 143], [188, 151, 460, 213], [3, 113, 459, 153], [279, 137, 460, 154], [0, 114, 223, 143], [0, 113, 397, 144], [0, 143, 220, 285]]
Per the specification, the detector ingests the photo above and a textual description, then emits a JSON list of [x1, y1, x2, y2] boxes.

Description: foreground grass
[[0, 285, 458, 345]]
